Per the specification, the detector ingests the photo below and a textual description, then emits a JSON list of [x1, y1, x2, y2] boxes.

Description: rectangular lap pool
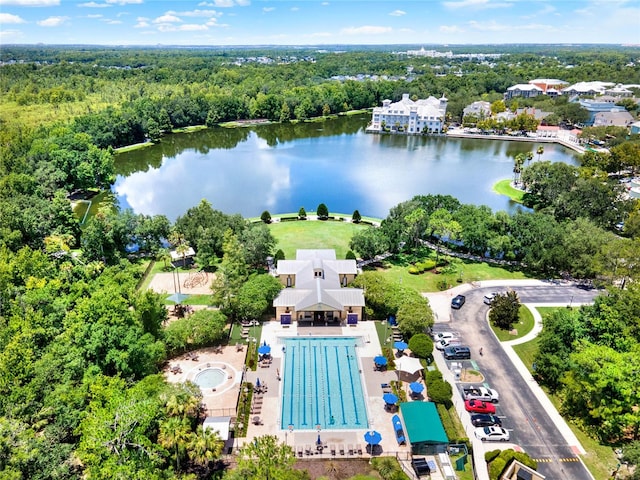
[[281, 336, 369, 430]]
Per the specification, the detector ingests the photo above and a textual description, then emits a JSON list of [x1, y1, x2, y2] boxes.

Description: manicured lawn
[[512, 338, 540, 374], [490, 305, 535, 341], [376, 259, 530, 293], [493, 179, 525, 203], [268, 220, 369, 259]]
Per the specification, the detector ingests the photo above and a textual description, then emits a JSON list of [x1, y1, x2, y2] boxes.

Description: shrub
[[425, 369, 443, 386], [352, 210, 362, 223], [274, 249, 285, 261], [317, 203, 329, 220], [489, 458, 507, 480], [408, 266, 420, 275], [260, 210, 272, 224], [485, 449, 501, 463], [408, 334, 433, 359], [298, 207, 307, 219], [345, 250, 356, 260], [427, 378, 453, 407], [417, 259, 436, 271]]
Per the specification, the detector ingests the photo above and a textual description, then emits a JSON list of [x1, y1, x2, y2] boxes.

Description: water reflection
[[114, 114, 579, 220]]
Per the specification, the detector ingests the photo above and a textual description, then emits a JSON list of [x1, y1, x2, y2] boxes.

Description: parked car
[[432, 331, 457, 342], [443, 346, 471, 360], [435, 338, 462, 351], [462, 386, 500, 403], [464, 399, 496, 414], [483, 292, 498, 305], [470, 414, 502, 427], [474, 426, 509, 441], [451, 295, 466, 309]]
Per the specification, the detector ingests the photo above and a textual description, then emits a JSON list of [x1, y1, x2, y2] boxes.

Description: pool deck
[[241, 320, 415, 459]]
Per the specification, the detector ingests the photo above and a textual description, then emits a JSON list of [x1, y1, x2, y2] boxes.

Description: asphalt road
[[437, 285, 600, 480]]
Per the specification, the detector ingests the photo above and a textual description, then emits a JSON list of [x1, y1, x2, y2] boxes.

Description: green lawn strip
[[164, 294, 212, 306], [493, 179, 525, 203], [268, 220, 368, 259], [377, 259, 530, 293], [512, 338, 618, 479], [490, 305, 535, 342]]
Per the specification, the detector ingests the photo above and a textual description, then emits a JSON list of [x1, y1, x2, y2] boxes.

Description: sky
[[0, 0, 639, 46]]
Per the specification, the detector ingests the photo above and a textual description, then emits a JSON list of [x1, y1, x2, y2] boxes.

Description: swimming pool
[[194, 368, 226, 389], [281, 337, 368, 430]]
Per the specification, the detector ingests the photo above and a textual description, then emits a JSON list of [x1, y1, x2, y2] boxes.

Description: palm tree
[[156, 247, 172, 270], [158, 417, 191, 471], [513, 153, 525, 186], [537, 145, 544, 161], [187, 426, 223, 467], [526, 151, 534, 165]]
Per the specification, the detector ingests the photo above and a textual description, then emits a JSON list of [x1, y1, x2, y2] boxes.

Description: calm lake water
[[114, 114, 579, 220]]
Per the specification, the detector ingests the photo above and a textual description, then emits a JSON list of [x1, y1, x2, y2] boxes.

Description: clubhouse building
[[272, 249, 365, 325], [367, 93, 448, 135]]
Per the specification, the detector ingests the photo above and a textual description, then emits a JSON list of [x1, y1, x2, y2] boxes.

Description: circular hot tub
[[194, 368, 227, 389]]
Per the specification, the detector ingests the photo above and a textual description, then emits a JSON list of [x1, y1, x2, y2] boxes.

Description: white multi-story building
[[368, 93, 448, 134]]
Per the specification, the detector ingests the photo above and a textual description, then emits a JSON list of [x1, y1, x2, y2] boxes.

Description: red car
[[465, 399, 496, 414]]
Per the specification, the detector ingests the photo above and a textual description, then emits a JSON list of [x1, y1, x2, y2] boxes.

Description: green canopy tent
[[399, 402, 448, 455]]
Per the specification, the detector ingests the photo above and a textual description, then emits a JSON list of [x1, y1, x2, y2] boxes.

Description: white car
[[435, 338, 461, 351], [483, 292, 498, 305], [474, 426, 510, 441], [433, 331, 457, 341]]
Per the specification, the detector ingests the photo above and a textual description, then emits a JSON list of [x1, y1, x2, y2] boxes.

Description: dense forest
[[2, 45, 640, 478]]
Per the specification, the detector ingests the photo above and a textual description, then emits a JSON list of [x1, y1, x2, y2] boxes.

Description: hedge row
[[408, 259, 437, 275]]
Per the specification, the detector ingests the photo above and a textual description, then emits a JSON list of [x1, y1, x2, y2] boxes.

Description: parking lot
[[430, 284, 599, 480]]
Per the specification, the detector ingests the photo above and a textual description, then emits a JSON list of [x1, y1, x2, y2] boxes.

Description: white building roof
[[562, 81, 614, 94], [507, 84, 543, 92], [203, 416, 231, 440]]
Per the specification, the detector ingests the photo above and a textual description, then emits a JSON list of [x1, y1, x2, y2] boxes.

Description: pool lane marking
[[288, 343, 295, 427], [334, 345, 347, 425], [302, 344, 308, 426], [313, 345, 320, 426], [323, 345, 334, 424], [345, 345, 361, 425]]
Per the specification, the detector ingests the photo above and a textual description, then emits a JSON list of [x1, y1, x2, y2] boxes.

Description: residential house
[[579, 98, 628, 126], [462, 101, 491, 120], [562, 81, 614, 97], [368, 93, 447, 134], [593, 110, 634, 127], [504, 84, 543, 100], [272, 249, 365, 325]]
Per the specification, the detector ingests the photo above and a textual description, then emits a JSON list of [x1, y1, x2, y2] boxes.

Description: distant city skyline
[[0, 0, 639, 46]]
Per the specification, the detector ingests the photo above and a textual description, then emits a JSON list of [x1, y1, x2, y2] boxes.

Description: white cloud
[[321, 1, 329, 5], [443, 0, 512, 9], [153, 14, 182, 23], [290, 6, 298, 11], [341, 25, 392, 35], [134, 17, 149, 28], [198, 0, 249, 6], [170, 9, 221, 18], [0, 13, 26, 23], [440, 24, 464, 33], [263, 7, 274, 12], [389, 10, 406, 16], [102, 18, 122, 24], [157, 23, 208, 32], [0, 0, 58, 6], [206, 18, 228, 27], [37, 15, 68, 26], [78, 2, 111, 7], [105, 0, 141, 4], [86, 14, 103, 18]]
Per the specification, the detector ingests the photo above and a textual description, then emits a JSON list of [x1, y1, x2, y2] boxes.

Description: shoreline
[[444, 128, 587, 154]]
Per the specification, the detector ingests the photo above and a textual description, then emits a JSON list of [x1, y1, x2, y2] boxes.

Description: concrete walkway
[[425, 281, 593, 479]]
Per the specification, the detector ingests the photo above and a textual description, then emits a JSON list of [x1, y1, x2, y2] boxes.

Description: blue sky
[[0, 0, 639, 46]]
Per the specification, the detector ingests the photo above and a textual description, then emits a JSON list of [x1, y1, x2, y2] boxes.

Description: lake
[[114, 113, 579, 221]]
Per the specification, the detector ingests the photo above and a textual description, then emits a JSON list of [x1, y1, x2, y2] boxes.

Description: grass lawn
[[376, 258, 530, 293], [490, 305, 535, 342], [493, 179, 525, 203], [268, 220, 369, 259]]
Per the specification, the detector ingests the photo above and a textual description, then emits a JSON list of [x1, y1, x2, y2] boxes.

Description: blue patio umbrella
[[255, 378, 261, 388], [394, 341, 408, 351], [316, 434, 322, 446], [364, 430, 382, 446], [383, 392, 398, 405], [409, 382, 424, 394], [374, 355, 388, 366], [258, 345, 271, 355], [166, 292, 190, 304]]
